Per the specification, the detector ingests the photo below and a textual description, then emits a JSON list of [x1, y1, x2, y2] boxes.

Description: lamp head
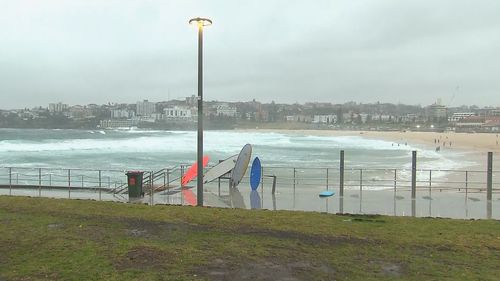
[[189, 17, 213, 28]]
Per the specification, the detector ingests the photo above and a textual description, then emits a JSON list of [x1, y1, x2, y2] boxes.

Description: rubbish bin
[[126, 171, 144, 198]]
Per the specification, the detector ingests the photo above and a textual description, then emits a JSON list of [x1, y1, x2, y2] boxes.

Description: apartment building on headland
[[136, 100, 156, 116]]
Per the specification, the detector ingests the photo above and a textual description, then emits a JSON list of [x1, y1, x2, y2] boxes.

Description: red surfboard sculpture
[[181, 155, 209, 186]]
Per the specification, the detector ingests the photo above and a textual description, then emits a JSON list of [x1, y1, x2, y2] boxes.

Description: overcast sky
[[1, 0, 499, 109]]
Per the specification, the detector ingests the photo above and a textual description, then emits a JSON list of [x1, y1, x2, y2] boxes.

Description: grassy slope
[[0, 196, 499, 281]]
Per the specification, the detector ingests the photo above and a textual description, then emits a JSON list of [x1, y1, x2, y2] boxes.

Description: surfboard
[[203, 154, 238, 183], [230, 144, 252, 188], [250, 157, 261, 190], [181, 155, 209, 186], [319, 190, 335, 197]]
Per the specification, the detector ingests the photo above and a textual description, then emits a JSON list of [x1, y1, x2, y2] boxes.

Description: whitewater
[[0, 128, 475, 173]]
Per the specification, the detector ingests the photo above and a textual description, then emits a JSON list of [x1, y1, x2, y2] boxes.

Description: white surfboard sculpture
[[229, 144, 252, 188], [203, 154, 238, 184]]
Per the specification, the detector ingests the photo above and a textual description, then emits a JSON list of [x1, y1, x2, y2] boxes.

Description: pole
[[196, 24, 204, 207], [38, 168, 41, 197], [339, 150, 344, 197], [151, 170, 154, 205], [465, 170, 468, 197], [487, 152, 493, 201], [393, 169, 397, 193], [9, 167, 12, 195], [293, 168, 296, 190], [99, 170, 102, 201], [411, 151, 417, 200], [68, 169, 71, 198]]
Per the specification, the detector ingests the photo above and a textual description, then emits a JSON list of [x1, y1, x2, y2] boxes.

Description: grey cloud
[[0, 0, 499, 108]]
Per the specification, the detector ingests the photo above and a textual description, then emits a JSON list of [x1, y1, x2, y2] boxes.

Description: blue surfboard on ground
[[319, 190, 335, 197], [250, 157, 261, 190]]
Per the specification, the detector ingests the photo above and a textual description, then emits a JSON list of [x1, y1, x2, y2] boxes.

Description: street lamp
[[189, 17, 212, 207]]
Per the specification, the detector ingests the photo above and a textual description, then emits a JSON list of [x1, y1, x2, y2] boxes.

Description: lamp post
[[189, 17, 212, 207]]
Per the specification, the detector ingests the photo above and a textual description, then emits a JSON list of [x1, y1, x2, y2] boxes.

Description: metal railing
[[0, 151, 498, 212]]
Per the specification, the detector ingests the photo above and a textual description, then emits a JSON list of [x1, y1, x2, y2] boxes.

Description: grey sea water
[[0, 128, 475, 172]]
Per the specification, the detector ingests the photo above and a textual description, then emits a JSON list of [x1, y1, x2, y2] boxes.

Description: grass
[[0, 196, 499, 281]]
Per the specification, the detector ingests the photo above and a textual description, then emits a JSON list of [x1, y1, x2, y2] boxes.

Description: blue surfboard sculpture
[[319, 190, 335, 197], [250, 157, 261, 190]]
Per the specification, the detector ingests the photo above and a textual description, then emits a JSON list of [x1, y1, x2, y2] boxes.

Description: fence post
[[359, 169, 363, 192], [163, 170, 166, 189], [271, 175, 277, 195], [339, 150, 344, 197], [166, 169, 170, 189], [261, 167, 265, 194], [293, 168, 296, 191], [68, 169, 71, 198], [326, 168, 329, 190], [393, 169, 397, 193], [465, 171, 468, 197], [151, 170, 154, 205], [180, 165, 184, 181], [38, 168, 42, 197], [98, 170, 102, 201], [487, 152, 493, 201], [411, 151, 417, 200], [9, 167, 12, 195], [429, 170, 432, 190]]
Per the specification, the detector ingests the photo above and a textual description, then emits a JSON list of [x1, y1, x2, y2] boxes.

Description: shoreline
[[238, 128, 500, 172], [238, 129, 500, 153]]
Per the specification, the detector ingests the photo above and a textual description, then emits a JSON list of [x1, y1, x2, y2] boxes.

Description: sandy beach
[[241, 129, 500, 170], [243, 129, 500, 152]]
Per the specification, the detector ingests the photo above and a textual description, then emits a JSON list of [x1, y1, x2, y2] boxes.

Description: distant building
[[68, 105, 94, 120], [489, 109, 500, 116], [426, 100, 448, 121], [483, 117, 500, 132], [456, 116, 485, 129], [371, 114, 394, 122], [48, 102, 68, 113], [449, 112, 475, 123], [400, 114, 418, 123], [163, 106, 194, 121], [111, 109, 135, 119], [312, 115, 337, 124], [216, 104, 238, 117], [136, 100, 156, 116]]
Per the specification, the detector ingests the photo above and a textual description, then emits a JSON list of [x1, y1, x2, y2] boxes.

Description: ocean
[[0, 128, 475, 172]]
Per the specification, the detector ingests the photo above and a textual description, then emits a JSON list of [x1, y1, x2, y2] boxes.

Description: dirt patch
[[382, 263, 404, 277], [233, 226, 372, 246], [369, 260, 405, 277], [113, 246, 173, 271], [197, 258, 335, 281], [120, 218, 208, 242]]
